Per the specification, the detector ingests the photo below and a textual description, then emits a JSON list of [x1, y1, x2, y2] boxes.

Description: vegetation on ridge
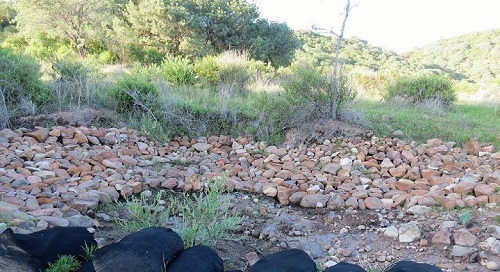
[[0, 0, 498, 147]]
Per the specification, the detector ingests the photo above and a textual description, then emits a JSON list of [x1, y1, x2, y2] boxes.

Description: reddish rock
[[474, 184, 494, 196], [421, 169, 440, 181], [464, 139, 481, 156], [289, 191, 307, 205], [300, 194, 329, 208], [161, 178, 178, 189], [432, 229, 451, 245], [364, 197, 383, 210], [389, 166, 407, 178], [395, 179, 414, 191], [453, 181, 477, 195], [24, 127, 50, 142], [277, 186, 291, 205]]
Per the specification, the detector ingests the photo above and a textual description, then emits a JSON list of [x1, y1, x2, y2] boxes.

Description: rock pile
[[0, 126, 499, 270]]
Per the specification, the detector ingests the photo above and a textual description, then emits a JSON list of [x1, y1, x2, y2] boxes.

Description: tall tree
[[13, 0, 113, 58], [250, 20, 300, 67]]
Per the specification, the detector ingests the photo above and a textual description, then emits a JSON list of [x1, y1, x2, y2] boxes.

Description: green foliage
[[81, 241, 98, 261], [0, 47, 49, 110], [128, 45, 166, 65], [113, 177, 243, 248], [172, 177, 243, 247], [13, 0, 113, 58], [216, 51, 252, 95], [45, 255, 81, 272], [108, 75, 160, 113], [385, 74, 456, 105], [127, 114, 169, 143], [250, 20, 300, 67], [405, 29, 500, 83], [115, 190, 171, 232], [194, 55, 221, 87], [458, 209, 472, 226], [283, 61, 331, 107], [52, 59, 90, 82], [356, 99, 500, 146], [163, 57, 196, 86]]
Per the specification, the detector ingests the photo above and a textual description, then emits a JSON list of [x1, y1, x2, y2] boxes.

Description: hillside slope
[[404, 29, 500, 83]]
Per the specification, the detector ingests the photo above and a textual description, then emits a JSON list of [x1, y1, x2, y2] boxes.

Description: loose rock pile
[[0, 126, 499, 270]]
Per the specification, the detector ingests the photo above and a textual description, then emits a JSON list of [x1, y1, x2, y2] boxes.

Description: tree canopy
[[10, 0, 299, 66]]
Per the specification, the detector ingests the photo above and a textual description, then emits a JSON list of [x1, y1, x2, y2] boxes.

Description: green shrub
[[162, 57, 196, 86], [98, 50, 118, 64], [282, 61, 331, 108], [216, 51, 251, 94], [108, 75, 160, 113], [51, 59, 90, 82], [45, 255, 81, 272], [194, 55, 220, 87], [385, 74, 456, 104], [0, 47, 49, 107], [114, 190, 171, 232], [128, 45, 165, 65], [172, 177, 243, 247]]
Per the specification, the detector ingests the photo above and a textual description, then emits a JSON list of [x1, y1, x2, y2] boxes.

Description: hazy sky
[[256, 0, 500, 53]]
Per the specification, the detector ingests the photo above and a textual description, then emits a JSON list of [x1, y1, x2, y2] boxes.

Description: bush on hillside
[[0, 47, 49, 110], [108, 75, 160, 114], [163, 57, 196, 86], [52, 59, 90, 82], [385, 74, 456, 105], [193, 55, 220, 87], [282, 61, 331, 110]]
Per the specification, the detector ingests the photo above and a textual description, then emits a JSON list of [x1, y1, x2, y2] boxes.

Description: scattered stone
[[399, 221, 421, 243]]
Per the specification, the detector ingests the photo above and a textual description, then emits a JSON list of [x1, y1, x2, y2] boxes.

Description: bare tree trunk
[[331, 0, 351, 119]]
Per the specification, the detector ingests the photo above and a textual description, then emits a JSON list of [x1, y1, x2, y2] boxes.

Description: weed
[[458, 209, 473, 227], [493, 215, 500, 224], [169, 158, 192, 167], [367, 267, 381, 272], [45, 255, 80, 272], [114, 190, 171, 232], [171, 176, 244, 247], [81, 241, 98, 261]]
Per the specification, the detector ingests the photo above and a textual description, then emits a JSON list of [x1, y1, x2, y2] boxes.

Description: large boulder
[[80, 227, 183, 272], [248, 249, 316, 272], [0, 227, 96, 272]]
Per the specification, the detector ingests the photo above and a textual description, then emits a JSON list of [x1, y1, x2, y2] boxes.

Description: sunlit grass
[[354, 98, 500, 147]]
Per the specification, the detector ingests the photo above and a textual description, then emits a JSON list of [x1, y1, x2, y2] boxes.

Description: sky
[[255, 0, 500, 53]]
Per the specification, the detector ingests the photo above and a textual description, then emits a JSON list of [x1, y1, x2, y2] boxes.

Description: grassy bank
[[355, 99, 500, 147]]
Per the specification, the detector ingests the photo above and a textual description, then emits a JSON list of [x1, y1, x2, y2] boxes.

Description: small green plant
[[367, 267, 381, 272], [0, 47, 49, 119], [458, 209, 473, 226], [162, 56, 196, 86], [194, 55, 220, 87], [115, 190, 171, 232], [169, 158, 192, 167], [81, 241, 98, 261], [493, 215, 500, 224], [108, 75, 160, 114], [385, 74, 456, 105], [45, 255, 80, 272], [172, 176, 244, 247]]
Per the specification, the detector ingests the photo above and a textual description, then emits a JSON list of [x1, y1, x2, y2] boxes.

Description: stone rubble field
[[0, 126, 499, 271]]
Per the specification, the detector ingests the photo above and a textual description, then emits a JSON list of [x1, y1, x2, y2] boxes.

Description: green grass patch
[[355, 99, 500, 147], [111, 176, 243, 248]]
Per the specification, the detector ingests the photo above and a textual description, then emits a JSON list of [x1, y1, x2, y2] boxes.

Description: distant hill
[[404, 29, 500, 84], [293, 30, 420, 75]]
